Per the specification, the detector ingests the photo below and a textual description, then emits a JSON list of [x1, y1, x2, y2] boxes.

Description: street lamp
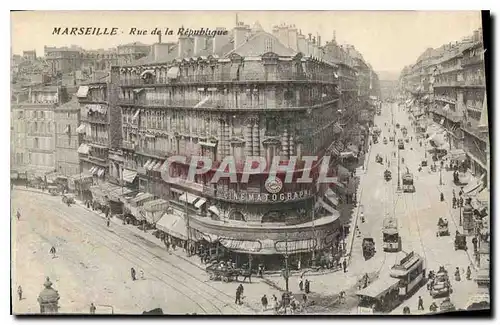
[[397, 147, 401, 192], [439, 166, 443, 186]]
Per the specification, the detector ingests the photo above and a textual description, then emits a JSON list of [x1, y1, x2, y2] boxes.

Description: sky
[[11, 11, 482, 74]]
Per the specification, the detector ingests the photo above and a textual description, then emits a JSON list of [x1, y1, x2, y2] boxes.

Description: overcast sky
[[11, 11, 482, 73]]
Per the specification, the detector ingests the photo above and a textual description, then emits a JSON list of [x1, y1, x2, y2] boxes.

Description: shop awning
[[448, 149, 467, 161], [140, 69, 155, 78], [76, 124, 86, 134], [143, 159, 153, 169], [131, 192, 154, 205], [340, 151, 355, 159], [145, 160, 157, 171], [347, 145, 359, 155], [152, 161, 163, 172], [77, 143, 90, 155], [325, 188, 339, 206], [157, 214, 185, 241], [428, 132, 446, 148], [76, 86, 89, 98], [194, 198, 207, 209], [219, 238, 320, 255], [122, 169, 138, 183], [179, 192, 200, 204], [142, 199, 168, 212], [208, 205, 220, 216], [167, 66, 180, 79], [97, 168, 105, 177], [133, 109, 141, 120]]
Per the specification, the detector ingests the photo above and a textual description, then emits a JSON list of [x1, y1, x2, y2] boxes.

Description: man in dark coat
[[418, 296, 424, 310], [235, 286, 242, 305], [304, 279, 311, 294], [90, 303, 96, 314], [261, 294, 268, 311], [131, 267, 136, 281], [342, 259, 347, 273]]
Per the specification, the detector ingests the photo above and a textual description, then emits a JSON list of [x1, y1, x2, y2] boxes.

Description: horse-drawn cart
[[436, 217, 450, 237], [205, 263, 252, 283]]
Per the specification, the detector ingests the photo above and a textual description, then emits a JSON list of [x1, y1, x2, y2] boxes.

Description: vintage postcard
[[10, 10, 490, 315]]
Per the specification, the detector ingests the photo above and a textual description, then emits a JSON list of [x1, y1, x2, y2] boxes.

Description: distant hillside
[[379, 80, 399, 100], [376, 70, 400, 81]]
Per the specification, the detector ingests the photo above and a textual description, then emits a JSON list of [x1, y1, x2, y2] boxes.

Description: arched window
[[228, 210, 246, 222]]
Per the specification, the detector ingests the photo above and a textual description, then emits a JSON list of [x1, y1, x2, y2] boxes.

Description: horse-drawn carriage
[[375, 154, 383, 165], [205, 262, 252, 283], [454, 232, 468, 251], [48, 185, 59, 196], [436, 217, 450, 237], [430, 266, 452, 298]]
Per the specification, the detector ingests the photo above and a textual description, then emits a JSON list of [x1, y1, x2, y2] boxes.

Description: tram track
[[14, 191, 253, 315]]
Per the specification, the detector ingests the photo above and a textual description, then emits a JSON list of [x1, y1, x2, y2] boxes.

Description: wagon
[[430, 267, 452, 298], [62, 193, 75, 205], [436, 217, 449, 237], [206, 263, 240, 282], [48, 186, 59, 196]]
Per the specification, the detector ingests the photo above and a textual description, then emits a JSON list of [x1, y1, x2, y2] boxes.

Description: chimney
[[278, 25, 289, 47], [312, 36, 318, 58], [297, 32, 307, 54], [332, 30, 337, 43], [272, 25, 280, 39], [158, 33, 162, 44], [194, 35, 206, 56], [473, 30, 480, 42], [233, 24, 249, 49], [308, 33, 312, 41], [153, 43, 172, 61], [317, 35, 321, 47], [307, 39, 313, 57], [288, 25, 298, 51], [178, 27, 190, 58], [213, 27, 229, 55]]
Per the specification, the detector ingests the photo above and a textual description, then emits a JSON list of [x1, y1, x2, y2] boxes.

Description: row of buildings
[[398, 27, 489, 292], [11, 20, 381, 268]]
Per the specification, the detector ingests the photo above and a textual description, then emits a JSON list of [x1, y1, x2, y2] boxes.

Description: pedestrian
[[363, 273, 369, 288], [299, 276, 304, 291], [140, 269, 145, 280], [466, 266, 472, 280], [455, 267, 461, 282], [303, 294, 308, 306], [106, 216, 111, 227], [258, 263, 265, 277], [261, 294, 268, 311], [16, 210, 21, 221], [429, 302, 438, 312], [238, 284, 244, 298], [459, 187, 464, 197], [272, 294, 278, 313], [50, 246, 56, 258], [339, 291, 345, 304], [417, 296, 424, 310], [305, 279, 310, 294], [131, 267, 136, 281], [235, 287, 241, 305], [342, 258, 347, 273], [452, 196, 457, 209], [17, 286, 22, 300], [459, 197, 464, 208], [90, 303, 96, 314], [472, 237, 478, 253]]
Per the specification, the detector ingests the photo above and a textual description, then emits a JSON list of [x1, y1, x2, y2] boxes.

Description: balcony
[[82, 114, 108, 124], [462, 55, 483, 67], [118, 98, 138, 106], [166, 177, 206, 193], [433, 80, 464, 88], [119, 72, 338, 87], [135, 147, 168, 159], [434, 95, 457, 105], [463, 78, 486, 88], [83, 136, 109, 147], [438, 65, 462, 74], [122, 140, 137, 150]]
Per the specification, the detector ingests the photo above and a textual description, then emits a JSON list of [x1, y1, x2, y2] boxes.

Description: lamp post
[[439, 166, 443, 186], [397, 147, 401, 192]]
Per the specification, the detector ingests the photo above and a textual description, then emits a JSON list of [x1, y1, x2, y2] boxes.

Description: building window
[[34, 137, 39, 149], [265, 38, 273, 52]]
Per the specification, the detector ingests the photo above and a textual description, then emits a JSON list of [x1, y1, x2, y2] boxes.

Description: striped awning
[[122, 169, 138, 183], [194, 198, 207, 209], [325, 188, 339, 206], [142, 199, 168, 212], [77, 143, 90, 155], [76, 124, 86, 134], [76, 86, 89, 98], [179, 192, 200, 204], [97, 168, 105, 177], [208, 205, 220, 216], [143, 159, 152, 169], [156, 213, 204, 242]]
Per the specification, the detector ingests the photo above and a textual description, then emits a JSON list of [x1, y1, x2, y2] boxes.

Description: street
[[11, 190, 268, 314]]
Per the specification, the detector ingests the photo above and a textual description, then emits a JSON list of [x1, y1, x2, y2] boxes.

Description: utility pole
[[311, 196, 316, 267], [185, 197, 191, 256], [439, 166, 443, 186], [397, 147, 401, 192]]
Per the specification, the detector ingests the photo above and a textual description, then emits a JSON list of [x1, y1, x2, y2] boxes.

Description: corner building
[[111, 22, 372, 268]]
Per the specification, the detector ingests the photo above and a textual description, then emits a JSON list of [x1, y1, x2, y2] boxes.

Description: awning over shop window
[[76, 86, 89, 98], [122, 169, 138, 183], [194, 198, 207, 209], [199, 141, 217, 148], [464, 174, 486, 195], [142, 199, 168, 212], [325, 188, 339, 206], [143, 159, 152, 169], [179, 192, 200, 204], [318, 197, 337, 215], [77, 143, 90, 155], [140, 70, 155, 78], [131, 192, 154, 205], [208, 205, 220, 216], [340, 151, 355, 159], [167, 67, 180, 79], [156, 214, 190, 241], [97, 168, 105, 177], [145, 160, 157, 171], [428, 132, 446, 148], [133, 109, 141, 120], [347, 145, 359, 155], [218, 238, 321, 255], [476, 188, 489, 205], [76, 124, 86, 134], [439, 118, 445, 125], [448, 149, 467, 162], [153, 161, 163, 172]]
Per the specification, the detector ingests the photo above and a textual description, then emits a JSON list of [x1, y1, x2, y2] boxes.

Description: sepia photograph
[[9, 10, 491, 316]]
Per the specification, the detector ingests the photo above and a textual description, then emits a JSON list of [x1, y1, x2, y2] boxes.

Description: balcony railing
[[83, 136, 109, 147], [82, 114, 108, 124], [463, 79, 485, 87], [434, 95, 457, 105], [462, 55, 483, 67], [438, 65, 462, 74], [119, 72, 338, 86], [135, 147, 168, 158], [433, 80, 464, 88], [122, 141, 137, 150]]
